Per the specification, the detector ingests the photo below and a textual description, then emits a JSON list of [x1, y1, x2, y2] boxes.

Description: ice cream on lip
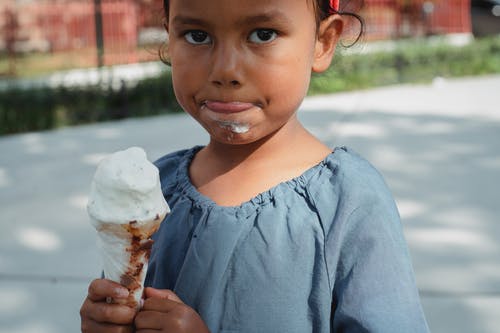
[[87, 147, 170, 309], [201, 100, 258, 134]]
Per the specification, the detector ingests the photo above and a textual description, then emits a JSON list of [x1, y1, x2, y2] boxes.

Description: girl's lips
[[203, 101, 254, 114]]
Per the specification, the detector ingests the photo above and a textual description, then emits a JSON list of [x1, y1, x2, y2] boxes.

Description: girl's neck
[[204, 117, 313, 167], [189, 117, 331, 206]]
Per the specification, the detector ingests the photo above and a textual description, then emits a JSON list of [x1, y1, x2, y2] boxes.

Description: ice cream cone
[[94, 212, 166, 308], [87, 147, 169, 309]]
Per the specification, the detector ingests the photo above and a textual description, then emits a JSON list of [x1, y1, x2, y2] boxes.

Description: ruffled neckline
[[173, 146, 344, 215]]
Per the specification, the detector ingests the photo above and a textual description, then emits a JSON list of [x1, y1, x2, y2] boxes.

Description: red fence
[[361, 0, 471, 39], [0, 0, 163, 70], [0, 0, 472, 74]]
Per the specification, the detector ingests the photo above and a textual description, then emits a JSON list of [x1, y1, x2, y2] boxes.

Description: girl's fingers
[[87, 278, 129, 302], [135, 330, 160, 333], [80, 296, 136, 325], [143, 287, 183, 302], [135, 297, 210, 333], [134, 310, 164, 330], [81, 319, 134, 333], [88, 301, 137, 324], [142, 296, 180, 312]]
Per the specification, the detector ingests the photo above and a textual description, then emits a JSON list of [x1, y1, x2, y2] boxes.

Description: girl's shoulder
[[310, 147, 398, 225], [319, 146, 390, 198]]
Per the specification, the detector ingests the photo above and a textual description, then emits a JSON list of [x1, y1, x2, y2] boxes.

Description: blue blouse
[[145, 146, 429, 333]]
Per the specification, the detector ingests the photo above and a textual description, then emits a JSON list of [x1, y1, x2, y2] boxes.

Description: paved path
[[1, 75, 499, 332]]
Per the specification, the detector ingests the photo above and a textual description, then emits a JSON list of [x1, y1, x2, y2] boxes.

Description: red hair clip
[[330, 0, 339, 12]]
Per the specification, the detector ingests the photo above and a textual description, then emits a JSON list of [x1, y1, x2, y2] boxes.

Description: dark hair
[[159, 0, 364, 64], [316, 0, 365, 46]]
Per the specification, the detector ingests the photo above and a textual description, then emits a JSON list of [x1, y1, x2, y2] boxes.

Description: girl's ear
[[312, 14, 343, 73]]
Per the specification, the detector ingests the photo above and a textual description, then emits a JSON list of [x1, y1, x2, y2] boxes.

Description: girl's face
[[167, 0, 339, 145]]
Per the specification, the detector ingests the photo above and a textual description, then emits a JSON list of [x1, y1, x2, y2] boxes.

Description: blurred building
[[0, 0, 165, 66], [0, 0, 472, 69], [363, 0, 471, 39]]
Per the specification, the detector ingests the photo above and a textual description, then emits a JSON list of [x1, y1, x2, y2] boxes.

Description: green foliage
[[309, 36, 500, 95], [1, 36, 499, 136], [0, 72, 180, 135]]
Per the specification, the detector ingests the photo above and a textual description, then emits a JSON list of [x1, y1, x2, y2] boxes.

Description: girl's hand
[[80, 279, 136, 333], [135, 287, 210, 333]]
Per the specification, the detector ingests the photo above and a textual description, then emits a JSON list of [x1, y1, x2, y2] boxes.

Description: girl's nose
[[209, 44, 243, 88]]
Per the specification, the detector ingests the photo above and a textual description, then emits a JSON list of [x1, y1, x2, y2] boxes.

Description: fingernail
[[139, 298, 144, 309], [115, 288, 129, 298]]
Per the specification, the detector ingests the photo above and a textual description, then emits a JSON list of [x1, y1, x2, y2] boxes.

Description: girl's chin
[[203, 115, 254, 142], [204, 121, 265, 145], [211, 128, 252, 144], [214, 120, 250, 134]]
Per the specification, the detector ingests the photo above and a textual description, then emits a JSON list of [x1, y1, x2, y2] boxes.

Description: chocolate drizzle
[[96, 212, 165, 309], [116, 218, 162, 307]]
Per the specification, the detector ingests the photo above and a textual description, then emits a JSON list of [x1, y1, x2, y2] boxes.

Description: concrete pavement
[[1, 74, 499, 332]]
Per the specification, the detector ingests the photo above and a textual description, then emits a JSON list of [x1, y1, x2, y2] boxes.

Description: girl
[[80, 0, 430, 332]]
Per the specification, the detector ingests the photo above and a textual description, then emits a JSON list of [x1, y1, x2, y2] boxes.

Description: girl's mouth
[[200, 100, 257, 134], [203, 100, 254, 114]]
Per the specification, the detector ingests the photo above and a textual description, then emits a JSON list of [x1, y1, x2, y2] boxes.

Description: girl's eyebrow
[[172, 15, 209, 27], [172, 10, 290, 28], [238, 10, 291, 26]]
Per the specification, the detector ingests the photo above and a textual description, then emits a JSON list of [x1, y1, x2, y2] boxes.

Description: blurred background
[[0, 0, 499, 135], [0, 0, 499, 332]]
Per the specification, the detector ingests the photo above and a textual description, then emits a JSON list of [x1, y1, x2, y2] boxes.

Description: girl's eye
[[248, 29, 278, 44], [184, 30, 211, 45]]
